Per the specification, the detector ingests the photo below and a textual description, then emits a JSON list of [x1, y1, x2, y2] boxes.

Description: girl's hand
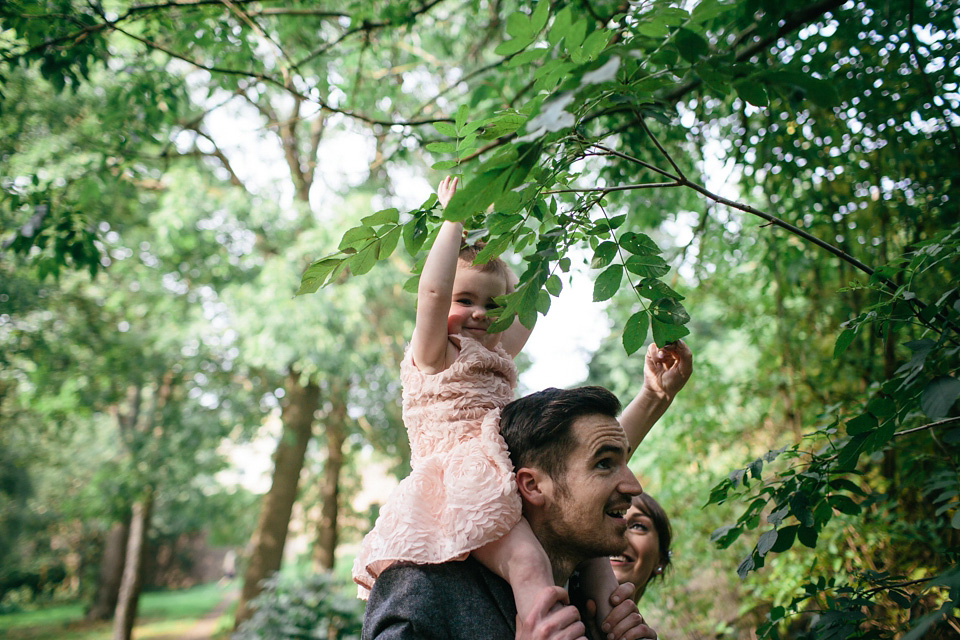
[[437, 175, 459, 209]]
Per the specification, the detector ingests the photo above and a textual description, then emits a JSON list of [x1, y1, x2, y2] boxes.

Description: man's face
[[537, 414, 643, 561]]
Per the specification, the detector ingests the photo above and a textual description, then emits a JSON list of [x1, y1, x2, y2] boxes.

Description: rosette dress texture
[[352, 335, 522, 599]]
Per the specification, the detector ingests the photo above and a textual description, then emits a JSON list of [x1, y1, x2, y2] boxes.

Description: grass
[[0, 581, 236, 640]]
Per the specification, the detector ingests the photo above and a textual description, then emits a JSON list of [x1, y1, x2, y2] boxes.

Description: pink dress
[[352, 335, 522, 599]]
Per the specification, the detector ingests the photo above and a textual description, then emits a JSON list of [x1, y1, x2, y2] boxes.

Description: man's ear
[[516, 467, 548, 506]]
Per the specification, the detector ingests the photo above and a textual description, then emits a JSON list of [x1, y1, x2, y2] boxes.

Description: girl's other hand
[[437, 175, 459, 209]]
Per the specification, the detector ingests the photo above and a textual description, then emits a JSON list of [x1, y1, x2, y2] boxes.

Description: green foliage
[[233, 572, 363, 640]]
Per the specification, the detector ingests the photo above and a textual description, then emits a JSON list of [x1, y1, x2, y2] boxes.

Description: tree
[[4, 0, 957, 637]]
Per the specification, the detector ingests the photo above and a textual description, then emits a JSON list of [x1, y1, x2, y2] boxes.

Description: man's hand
[[437, 175, 459, 209], [601, 583, 657, 640], [643, 340, 692, 402], [516, 586, 587, 640]]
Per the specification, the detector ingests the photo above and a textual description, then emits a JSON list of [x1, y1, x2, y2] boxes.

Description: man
[[362, 386, 658, 640]]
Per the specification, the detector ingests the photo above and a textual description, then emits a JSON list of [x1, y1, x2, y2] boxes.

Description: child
[[352, 176, 692, 634]]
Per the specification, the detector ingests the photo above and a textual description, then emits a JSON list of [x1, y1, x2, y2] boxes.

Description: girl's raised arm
[[410, 178, 462, 373]]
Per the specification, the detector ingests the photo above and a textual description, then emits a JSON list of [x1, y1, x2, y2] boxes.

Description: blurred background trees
[[1, 0, 957, 638]]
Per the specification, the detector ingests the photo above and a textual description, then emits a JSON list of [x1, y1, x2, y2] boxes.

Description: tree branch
[[893, 417, 960, 438]]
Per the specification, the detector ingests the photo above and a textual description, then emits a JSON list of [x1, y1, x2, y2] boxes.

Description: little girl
[[352, 176, 690, 631]]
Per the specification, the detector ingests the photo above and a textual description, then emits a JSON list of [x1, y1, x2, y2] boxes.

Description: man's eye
[[596, 458, 613, 470]]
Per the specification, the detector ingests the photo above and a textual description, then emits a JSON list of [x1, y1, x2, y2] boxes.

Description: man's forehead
[[570, 413, 628, 450]]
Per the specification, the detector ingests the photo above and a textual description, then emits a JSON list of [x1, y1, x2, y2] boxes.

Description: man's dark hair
[[499, 386, 622, 478]]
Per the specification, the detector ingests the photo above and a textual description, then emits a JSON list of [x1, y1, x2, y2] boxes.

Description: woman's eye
[[629, 522, 649, 532], [596, 458, 612, 470]]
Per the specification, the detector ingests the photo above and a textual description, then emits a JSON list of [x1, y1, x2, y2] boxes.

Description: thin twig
[[893, 417, 960, 438], [545, 182, 679, 194]]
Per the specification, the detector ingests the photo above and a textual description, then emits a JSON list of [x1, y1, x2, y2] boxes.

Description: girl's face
[[447, 265, 506, 350], [609, 501, 662, 599]]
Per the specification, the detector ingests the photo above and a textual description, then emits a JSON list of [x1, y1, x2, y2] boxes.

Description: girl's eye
[[485, 303, 498, 310], [456, 298, 472, 305], [629, 522, 649, 532]]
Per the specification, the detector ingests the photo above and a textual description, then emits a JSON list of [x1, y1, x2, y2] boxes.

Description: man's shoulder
[[362, 557, 516, 640]]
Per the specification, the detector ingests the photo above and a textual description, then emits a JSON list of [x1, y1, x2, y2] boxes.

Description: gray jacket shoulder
[[361, 558, 516, 640]]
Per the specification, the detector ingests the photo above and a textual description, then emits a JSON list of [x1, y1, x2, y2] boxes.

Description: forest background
[[1, 0, 958, 638]]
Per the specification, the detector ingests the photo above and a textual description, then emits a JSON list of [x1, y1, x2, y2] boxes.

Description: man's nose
[[618, 465, 643, 497]]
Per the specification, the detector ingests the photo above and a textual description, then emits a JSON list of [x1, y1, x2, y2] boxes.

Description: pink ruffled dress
[[352, 335, 522, 599]]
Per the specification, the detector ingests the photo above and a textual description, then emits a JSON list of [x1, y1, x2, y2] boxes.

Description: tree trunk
[[86, 518, 130, 621], [234, 370, 319, 628], [111, 492, 153, 640], [313, 386, 349, 570]]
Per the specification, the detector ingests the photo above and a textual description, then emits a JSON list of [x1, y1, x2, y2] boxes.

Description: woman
[[610, 493, 672, 603]]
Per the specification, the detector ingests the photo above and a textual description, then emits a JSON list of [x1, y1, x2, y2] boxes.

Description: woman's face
[[609, 501, 661, 596]]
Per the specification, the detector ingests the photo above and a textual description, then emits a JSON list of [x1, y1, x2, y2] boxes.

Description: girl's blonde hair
[[458, 242, 513, 289]]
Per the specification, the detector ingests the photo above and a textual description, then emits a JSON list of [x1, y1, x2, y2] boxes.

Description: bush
[[233, 571, 363, 640]]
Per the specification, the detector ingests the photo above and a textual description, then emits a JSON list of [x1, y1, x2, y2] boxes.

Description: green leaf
[[578, 29, 610, 63], [432, 121, 458, 137], [921, 376, 960, 419], [431, 160, 460, 170], [623, 311, 650, 355], [402, 216, 429, 255], [361, 208, 399, 227], [297, 257, 342, 295], [545, 274, 562, 296], [757, 529, 778, 557], [651, 318, 690, 346], [495, 35, 535, 56], [403, 274, 420, 293], [834, 327, 856, 358], [675, 27, 709, 62], [737, 553, 756, 580], [797, 526, 819, 549], [426, 141, 457, 154], [478, 111, 528, 139], [475, 233, 513, 265], [506, 11, 533, 39], [952, 510, 960, 529], [625, 254, 670, 277], [593, 264, 623, 302], [845, 412, 877, 436], [455, 104, 469, 129], [866, 395, 896, 418], [548, 6, 572, 46], [735, 80, 769, 107], [338, 225, 375, 251], [829, 495, 861, 515], [530, 0, 550, 34], [591, 241, 618, 268], [378, 225, 402, 259], [770, 525, 797, 553], [636, 278, 684, 300], [651, 297, 690, 325], [489, 213, 524, 235], [349, 242, 379, 275]]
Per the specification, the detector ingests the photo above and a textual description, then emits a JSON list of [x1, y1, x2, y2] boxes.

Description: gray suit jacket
[[361, 557, 517, 639]]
